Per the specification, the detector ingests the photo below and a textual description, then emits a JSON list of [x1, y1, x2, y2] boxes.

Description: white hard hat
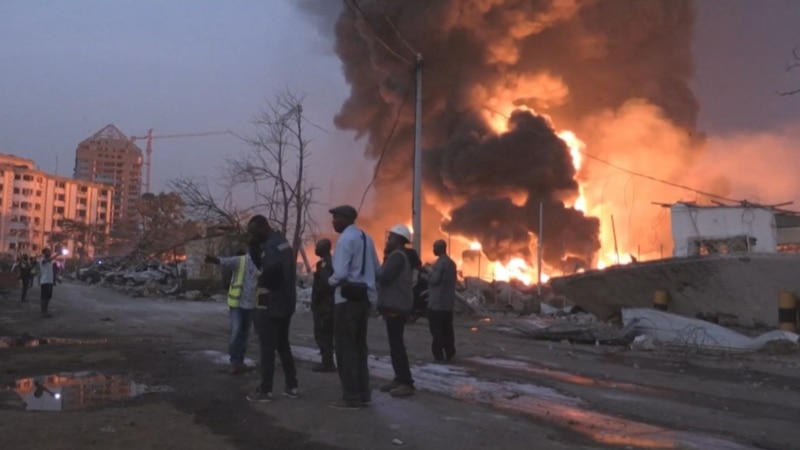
[[388, 224, 412, 243]]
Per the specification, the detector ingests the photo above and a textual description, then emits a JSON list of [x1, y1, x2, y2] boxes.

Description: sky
[[1, 0, 800, 215]]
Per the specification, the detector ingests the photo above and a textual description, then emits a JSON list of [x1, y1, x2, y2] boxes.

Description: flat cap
[[329, 205, 358, 220]]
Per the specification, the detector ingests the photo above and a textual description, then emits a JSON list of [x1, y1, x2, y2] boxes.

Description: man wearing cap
[[376, 224, 416, 397], [427, 239, 458, 362], [327, 205, 381, 410]]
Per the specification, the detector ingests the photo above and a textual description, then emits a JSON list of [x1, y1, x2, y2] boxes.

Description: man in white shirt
[[327, 205, 380, 410], [38, 248, 57, 318]]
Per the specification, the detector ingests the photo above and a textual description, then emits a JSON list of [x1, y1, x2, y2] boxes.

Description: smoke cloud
[[299, 0, 699, 268]]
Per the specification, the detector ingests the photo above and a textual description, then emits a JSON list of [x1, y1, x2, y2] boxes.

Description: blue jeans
[[229, 307, 254, 365]]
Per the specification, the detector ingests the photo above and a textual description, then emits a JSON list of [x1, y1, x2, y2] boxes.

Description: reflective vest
[[227, 255, 247, 308]]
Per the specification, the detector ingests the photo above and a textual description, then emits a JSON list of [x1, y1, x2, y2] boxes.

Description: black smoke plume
[[299, 0, 697, 268]]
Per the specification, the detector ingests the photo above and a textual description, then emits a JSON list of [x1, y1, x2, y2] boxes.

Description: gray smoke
[[299, 0, 698, 267]]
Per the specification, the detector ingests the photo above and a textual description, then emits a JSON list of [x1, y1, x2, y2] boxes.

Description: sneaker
[[329, 398, 362, 410], [283, 388, 300, 399], [246, 388, 273, 403], [390, 384, 415, 398], [378, 381, 399, 393]]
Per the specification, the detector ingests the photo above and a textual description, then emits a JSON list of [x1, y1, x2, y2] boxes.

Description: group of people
[[13, 248, 59, 318], [207, 204, 458, 409]]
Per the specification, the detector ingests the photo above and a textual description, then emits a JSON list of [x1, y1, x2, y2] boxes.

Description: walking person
[[311, 239, 336, 373], [376, 225, 415, 398], [205, 249, 258, 375], [17, 255, 34, 303], [245, 215, 299, 403], [427, 240, 458, 362], [327, 205, 380, 410], [38, 248, 57, 318]]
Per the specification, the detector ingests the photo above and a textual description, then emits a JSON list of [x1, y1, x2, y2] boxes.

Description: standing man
[[376, 225, 415, 397], [18, 255, 34, 303], [205, 249, 258, 375], [246, 215, 299, 403], [427, 240, 458, 362], [327, 205, 380, 410], [38, 248, 57, 318], [311, 239, 336, 373]]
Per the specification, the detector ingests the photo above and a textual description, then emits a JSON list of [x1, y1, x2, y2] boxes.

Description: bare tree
[[169, 177, 250, 232], [780, 46, 800, 96], [228, 90, 318, 263]]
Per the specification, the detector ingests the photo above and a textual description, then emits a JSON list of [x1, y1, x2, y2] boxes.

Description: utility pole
[[537, 202, 544, 296], [412, 53, 424, 253]]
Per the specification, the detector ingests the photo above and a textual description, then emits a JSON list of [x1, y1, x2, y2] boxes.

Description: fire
[[556, 130, 587, 213]]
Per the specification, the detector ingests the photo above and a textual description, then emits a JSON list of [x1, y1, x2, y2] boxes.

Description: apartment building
[[0, 154, 114, 256], [73, 124, 142, 232]]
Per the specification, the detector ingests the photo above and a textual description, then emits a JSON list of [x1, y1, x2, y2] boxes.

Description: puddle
[[0, 372, 172, 412], [288, 345, 756, 450], [0, 336, 110, 348]]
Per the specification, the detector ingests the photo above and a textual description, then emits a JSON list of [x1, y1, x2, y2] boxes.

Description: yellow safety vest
[[227, 255, 247, 308]]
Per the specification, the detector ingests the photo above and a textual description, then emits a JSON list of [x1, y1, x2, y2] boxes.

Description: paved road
[[1, 282, 799, 449]]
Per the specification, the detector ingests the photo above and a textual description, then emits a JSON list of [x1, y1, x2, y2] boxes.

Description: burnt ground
[[0, 282, 799, 450]]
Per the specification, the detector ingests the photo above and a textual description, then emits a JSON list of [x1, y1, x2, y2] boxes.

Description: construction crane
[[130, 129, 233, 193]]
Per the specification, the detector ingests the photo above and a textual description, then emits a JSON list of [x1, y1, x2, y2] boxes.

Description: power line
[[382, 12, 418, 57], [358, 85, 413, 212], [481, 105, 741, 204], [343, 0, 414, 66]]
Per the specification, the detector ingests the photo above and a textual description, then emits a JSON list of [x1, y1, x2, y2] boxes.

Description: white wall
[[670, 204, 777, 257]]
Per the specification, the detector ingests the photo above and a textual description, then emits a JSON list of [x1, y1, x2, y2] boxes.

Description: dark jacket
[[428, 254, 457, 311], [377, 249, 413, 316], [255, 233, 297, 318], [311, 255, 334, 310]]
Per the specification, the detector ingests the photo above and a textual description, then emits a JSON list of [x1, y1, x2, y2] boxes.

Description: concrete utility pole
[[537, 201, 544, 296], [412, 53, 424, 253]]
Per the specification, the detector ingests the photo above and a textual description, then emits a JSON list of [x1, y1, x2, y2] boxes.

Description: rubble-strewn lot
[[3, 275, 800, 449]]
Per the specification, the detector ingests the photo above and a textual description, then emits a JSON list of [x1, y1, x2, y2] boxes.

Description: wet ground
[[1, 282, 799, 449]]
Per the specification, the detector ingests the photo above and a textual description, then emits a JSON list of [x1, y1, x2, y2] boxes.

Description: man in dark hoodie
[[376, 224, 415, 398], [246, 215, 299, 403]]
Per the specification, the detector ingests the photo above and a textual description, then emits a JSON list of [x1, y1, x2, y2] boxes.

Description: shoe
[[390, 384, 415, 398], [329, 398, 362, 410], [246, 388, 273, 403], [228, 364, 249, 375], [378, 381, 399, 393], [361, 393, 372, 405], [312, 362, 337, 373], [283, 388, 300, 399], [446, 353, 456, 362]]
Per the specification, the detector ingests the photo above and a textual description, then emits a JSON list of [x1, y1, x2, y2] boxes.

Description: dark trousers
[[229, 307, 253, 365], [334, 299, 371, 404], [428, 310, 456, 360], [255, 311, 298, 392], [20, 276, 32, 302], [385, 316, 414, 386], [40, 283, 53, 312], [313, 303, 335, 363]]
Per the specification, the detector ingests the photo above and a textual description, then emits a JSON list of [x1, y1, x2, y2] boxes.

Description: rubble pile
[[73, 256, 189, 299]]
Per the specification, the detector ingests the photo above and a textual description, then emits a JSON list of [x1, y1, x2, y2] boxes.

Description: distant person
[[327, 205, 380, 410], [17, 254, 34, 303], [205, 249, 258, 375], [376, 225, 415, 398], [38, 248, 57, 318], [311, 239, 336, 373], [427, 240, 458, 362], [246, 215, 299, 403]]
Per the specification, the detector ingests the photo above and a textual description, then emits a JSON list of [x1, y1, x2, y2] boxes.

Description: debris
[[622, 308, 800, 352], [183, 290, 203, 301], [631, 335, 655, 351], [391, 438, 404, 446], [508, 313, 636, 346]]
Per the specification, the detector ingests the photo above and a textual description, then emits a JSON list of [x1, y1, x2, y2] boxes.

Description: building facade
[[73, 124, 142, 232], [0, 154, 114, 257]]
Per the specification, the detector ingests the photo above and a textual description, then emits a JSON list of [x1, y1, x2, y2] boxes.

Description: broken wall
[[670, 205, 777, 256]]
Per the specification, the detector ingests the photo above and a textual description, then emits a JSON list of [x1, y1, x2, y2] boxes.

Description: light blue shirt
[[328, 224, 381, 305]]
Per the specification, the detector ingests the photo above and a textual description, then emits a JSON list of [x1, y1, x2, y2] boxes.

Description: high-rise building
[[0, 154, 114, 256], [73, 124, 142, 232]]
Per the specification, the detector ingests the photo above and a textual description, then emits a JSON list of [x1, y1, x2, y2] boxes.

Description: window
[[32, 244, 38, 251], [21, 188, 32, 196], [13, 188, 19, 194], [55, 181, 66, 188], [54, 206, 65, 215], [78, 198, 88, 205], [22, 175, 33, 181], [36, 177, 43, 183], [34, 204, 41, 211], [11, 201, 19, 209], [77, 210, 87, 218], [56, 194, 65, 202], [35, 190, 42, 197], [14, 174, 20, 180], [79, 185, 88, 193], [8, 243, 15, 250]]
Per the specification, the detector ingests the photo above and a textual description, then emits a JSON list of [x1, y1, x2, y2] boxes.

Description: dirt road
[[1, 282, 798, 449]]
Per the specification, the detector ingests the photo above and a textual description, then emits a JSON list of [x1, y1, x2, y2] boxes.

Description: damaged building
[[551, 202, 800, 328]]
